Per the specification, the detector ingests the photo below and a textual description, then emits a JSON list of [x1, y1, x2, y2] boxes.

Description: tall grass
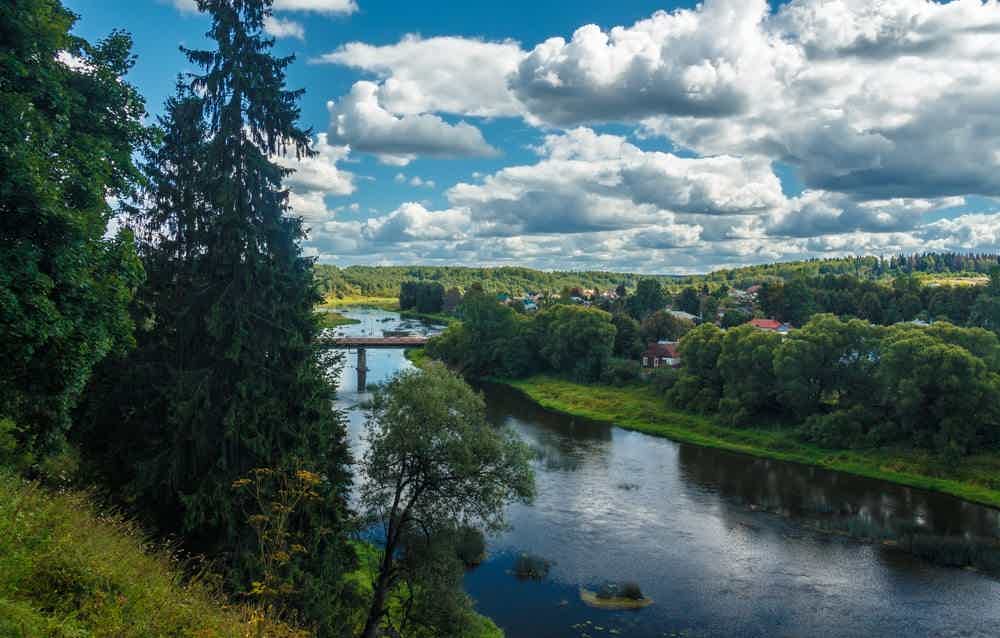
[[0, 471, 302, 638]]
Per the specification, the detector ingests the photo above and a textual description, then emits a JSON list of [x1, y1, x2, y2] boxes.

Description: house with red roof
[[748, 318, 793, 333], [642, 341, 681, 368]]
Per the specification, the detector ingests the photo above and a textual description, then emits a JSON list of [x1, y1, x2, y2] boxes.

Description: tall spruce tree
[[78, 1, 355, 632], [0, 0, 147, 457]]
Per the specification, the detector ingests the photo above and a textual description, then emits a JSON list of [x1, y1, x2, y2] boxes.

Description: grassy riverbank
[[317, 308, 361, 328], [322, 294, 399, 311], [399, 309, 457, 325], [500, 375, 1000, 509], [0, 472, 301, 638]]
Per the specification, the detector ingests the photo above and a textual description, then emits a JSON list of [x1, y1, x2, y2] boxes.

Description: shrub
[[620, 582, 644, 600], [646, 367, 679, 393], [511, 553, 551, 580], [600, 358, 642, 386], [455, 527, 487, 567]]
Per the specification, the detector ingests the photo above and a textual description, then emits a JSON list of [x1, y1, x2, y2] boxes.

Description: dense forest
[[316, 253, 999, 300]]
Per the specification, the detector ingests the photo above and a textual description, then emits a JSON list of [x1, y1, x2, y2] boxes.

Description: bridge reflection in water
[[318, 335, 428, 388]]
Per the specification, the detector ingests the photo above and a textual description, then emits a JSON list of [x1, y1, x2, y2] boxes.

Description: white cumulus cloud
[[326, 81, 499, 165]]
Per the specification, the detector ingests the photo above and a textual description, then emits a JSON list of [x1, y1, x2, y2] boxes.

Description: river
[[332, 308, 1000, 638]]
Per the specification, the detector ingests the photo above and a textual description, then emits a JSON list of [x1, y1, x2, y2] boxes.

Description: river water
[[332, 308, 1000, 638]]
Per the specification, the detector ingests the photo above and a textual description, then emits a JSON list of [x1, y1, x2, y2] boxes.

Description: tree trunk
[[360, 574, 390, 638], [360, 530, 397, 638]]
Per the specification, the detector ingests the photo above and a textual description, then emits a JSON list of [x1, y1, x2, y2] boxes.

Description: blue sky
[[66, 0, 1000, 273]]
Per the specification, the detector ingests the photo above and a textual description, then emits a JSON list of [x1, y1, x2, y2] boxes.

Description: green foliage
[[599, 358, 643, 386], [611, 313, 643, 359], [773, 314, 881, 419], [626, 278, 667, 319], [876, 330, 1000, 454], [534, 305, 616, 381], [316, 264, 682, 299], [668, 324, 725, 413], [428, 289, 538, 377], [640, 310, 694, 343], [359, 364, 534, 638], [720, 308, 751, 328], [716, 325, 783, 426], [511, 554, 552, 581], [675, 287, 701, 315], [399, 281, 445, 314], [344, 542, 502, 638], [667, 312, 1000, 457], [0, 471, 304, 638], [0, 0, 148, 455]]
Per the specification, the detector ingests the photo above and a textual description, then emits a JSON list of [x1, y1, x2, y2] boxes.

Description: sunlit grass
[[503, 375, 1000, 508], [316, 308, 361, 328], [321, 294, 400, 311], [0, 471, 303, 638]]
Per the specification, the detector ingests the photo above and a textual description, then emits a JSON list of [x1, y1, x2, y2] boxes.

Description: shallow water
[[333, 308, 1000, 638]]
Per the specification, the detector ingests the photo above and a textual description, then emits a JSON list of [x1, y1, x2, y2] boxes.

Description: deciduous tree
[[359, 364, 534, 638]]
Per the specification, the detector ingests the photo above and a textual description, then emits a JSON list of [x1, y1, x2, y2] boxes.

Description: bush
[[511, 553, 551, 580], [800, 405, 876, 449], [646, 367, 679, 393], [620, 581, 644, 600], [600, 358, 642, 386], [594, 581, 644, 600], [454, 526, 487, 567]]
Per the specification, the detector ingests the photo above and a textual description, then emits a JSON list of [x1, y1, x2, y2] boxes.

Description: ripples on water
[[334, 309, 1000, 638]]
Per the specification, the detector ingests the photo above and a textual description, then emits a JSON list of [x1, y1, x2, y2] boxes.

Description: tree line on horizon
[[315, 253, 1000, 300]]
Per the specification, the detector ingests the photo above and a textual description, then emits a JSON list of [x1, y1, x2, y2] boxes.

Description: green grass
[[404, 347, 430, 369], [316, 308, 361, 328], [500, 375, 1000, 509], [399, 309, 457, 325], [344, 542, 502, 638], [321, 294, 400, 311], [0, 471, 303, 638]]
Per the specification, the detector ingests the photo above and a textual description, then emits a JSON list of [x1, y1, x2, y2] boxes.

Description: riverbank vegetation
[[318, 310, 362, 328], [422, 282, 1000, 507], [322, 294, 401, 311], [502, 376, 1000, 507]]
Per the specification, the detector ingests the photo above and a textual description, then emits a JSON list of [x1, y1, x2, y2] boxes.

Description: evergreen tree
[[0, 0, 147, 456], [79, 1, 354, 632]]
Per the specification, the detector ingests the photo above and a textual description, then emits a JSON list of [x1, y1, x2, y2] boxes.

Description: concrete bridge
[[319, 335, 429, 388]]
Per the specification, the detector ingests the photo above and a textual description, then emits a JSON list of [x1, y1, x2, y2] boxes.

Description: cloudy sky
[[68, 0, 1000, 273]]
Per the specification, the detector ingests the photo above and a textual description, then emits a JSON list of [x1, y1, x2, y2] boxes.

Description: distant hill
[[315, 253, 1000, 298]]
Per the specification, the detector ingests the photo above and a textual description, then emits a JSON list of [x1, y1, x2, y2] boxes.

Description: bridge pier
[[357, 347, 367, 390]]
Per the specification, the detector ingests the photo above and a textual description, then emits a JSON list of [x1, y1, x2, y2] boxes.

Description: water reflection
[[676, 445, 1000, 539]]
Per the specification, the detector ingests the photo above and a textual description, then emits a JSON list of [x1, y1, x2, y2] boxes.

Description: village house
[[748, 318, 793, 334], [642, 341, 681, 369]]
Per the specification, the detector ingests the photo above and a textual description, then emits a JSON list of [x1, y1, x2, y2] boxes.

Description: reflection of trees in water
[[677, 445, 1000, 539], [483, 383, 612, 473]]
